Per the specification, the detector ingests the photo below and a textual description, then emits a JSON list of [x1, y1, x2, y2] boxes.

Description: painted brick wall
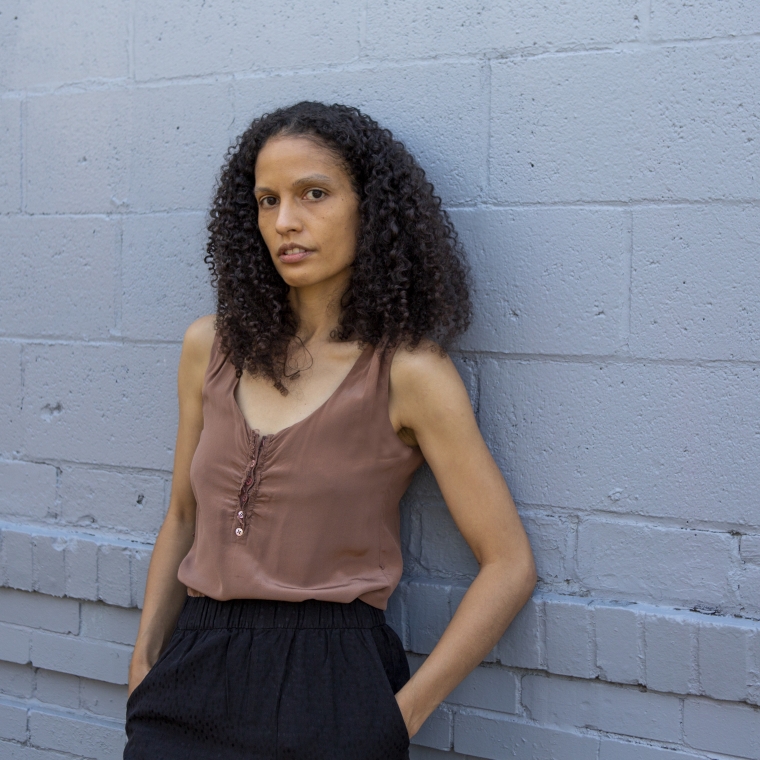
[[1, 1, 759, 758]]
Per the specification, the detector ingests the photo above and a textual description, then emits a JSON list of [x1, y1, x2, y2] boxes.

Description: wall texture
[[1, 1, 759, 758]]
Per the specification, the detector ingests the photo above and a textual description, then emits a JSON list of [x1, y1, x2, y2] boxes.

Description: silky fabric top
[[177, 330, 426, 610]]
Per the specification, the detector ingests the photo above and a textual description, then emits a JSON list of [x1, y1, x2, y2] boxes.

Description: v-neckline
[[231, 341, 375, 441]]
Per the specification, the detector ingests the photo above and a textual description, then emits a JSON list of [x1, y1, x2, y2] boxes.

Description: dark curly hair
[[205, 100, 472, 393]]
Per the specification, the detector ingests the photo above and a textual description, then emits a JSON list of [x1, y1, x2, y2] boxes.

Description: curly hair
[[205, 100, 472, 394]]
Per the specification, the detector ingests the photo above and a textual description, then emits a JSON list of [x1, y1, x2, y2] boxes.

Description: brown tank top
[[177, 330, 425, 609]]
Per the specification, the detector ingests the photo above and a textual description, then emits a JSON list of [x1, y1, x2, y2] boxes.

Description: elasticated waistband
[[176, 595, 387, 630]]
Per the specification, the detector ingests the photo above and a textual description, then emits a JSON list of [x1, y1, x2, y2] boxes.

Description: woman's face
[[254, 134, 360, 291]]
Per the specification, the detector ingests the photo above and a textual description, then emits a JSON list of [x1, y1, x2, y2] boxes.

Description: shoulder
[[179, 315, 217, 378], [184, 314, 216, 349], [390, 337, 459, 389], [388, 337, 476, 441], [389, 337, 469, 418]]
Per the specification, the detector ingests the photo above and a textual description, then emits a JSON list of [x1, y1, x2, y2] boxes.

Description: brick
[[134, 0, 361, 79], [233, 62, 488, 206], [683, 697, 760, 758], [520, 512, 576, 591], [498, 596, 542, 669], [79, 679, 128, 720], [522, 674, 682, 743], [0, 0, 129, 88], [25, 90, 130, 214], [129, 85, 235, 212], [411, 706, 452, 751], [29, 708, 125, 758], [30, 632, 131, 685], [446, 665, 518, 714], [741, 535, 760, 564], [594, 604, 642, 685], [577, 520, 735, 608], [1, 529, 33, 591], [130, 547, 152, 609], [600, 737, 704, 760], [64, 537, 98, 601], [20, 343, 180, 471], [34, 669, 79, 710], [750, 630, 760, 707], [479, 360, 760, 534], [0, 624, 30, 664], [644, 610, 698, 695], [698, 618, 753, 702], [0, 662, 33, 699], [651, 1, 760, 40], [0, 701, 27, 741], [0, 100, 21, 213], [365, 0, 644, 58], [0, 343, 23, 451], [454, 712, 598, 760], [0, 461, 56, 521], [32, 535, 66, 597], [59, 465, 166, 536], [97, 544, 132, 607], [738, 563, 760, 617], [0, 217, 118, 341], [544, 596, 595, 679], [417, 502, 480, 579], [452, 208, 629, 355], [81, 602, 141, 646], [121, 213, 215, 340], [490, 43, 760, 203], [630, 206, 760, 361], [0, 589, 79, 634], [407, 581, 451, 655]]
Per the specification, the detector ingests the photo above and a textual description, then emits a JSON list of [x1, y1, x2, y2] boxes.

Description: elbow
[[510, 548, 538, 606]]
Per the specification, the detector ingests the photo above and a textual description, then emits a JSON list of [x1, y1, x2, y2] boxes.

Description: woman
[[125, 101, 536, 759]]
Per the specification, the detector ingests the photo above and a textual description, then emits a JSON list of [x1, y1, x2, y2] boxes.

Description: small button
[[235, 527, 243, 536], [237, 510, 244, 519]]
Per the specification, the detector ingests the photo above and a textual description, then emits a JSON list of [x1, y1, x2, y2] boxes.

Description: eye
[[304, 188, 326, 200], [258, 195, 277, 208]]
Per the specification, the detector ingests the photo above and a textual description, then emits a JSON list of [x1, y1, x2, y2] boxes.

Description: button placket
[[234, 432, 266, 538]]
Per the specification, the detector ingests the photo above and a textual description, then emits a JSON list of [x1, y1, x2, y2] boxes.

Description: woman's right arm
[[127, 315, 216, 697]]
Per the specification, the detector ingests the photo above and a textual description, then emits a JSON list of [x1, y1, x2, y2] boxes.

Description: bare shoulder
[[390, 337, 461, 391], [184, 314, 216, 350], [389, 338, 472, 436], [179, 315, 217, 388]]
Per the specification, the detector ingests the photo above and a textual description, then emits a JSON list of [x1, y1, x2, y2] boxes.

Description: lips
[[277, 244, 314, 264]]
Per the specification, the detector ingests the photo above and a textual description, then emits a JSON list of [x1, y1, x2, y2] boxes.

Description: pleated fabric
[[124, 596, 411, 759]]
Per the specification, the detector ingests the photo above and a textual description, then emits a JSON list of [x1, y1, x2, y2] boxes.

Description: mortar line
[[358, 0, 368, 58], [5, 33, 760, 98], [3, 199, 760, 220], [128, 0, 137, 81], [517, 503, 760, 536], [621, 206, 633, 352], [643, 0, 653, 43], [18, 98, 25, 212], [484, 58, 492, 202]]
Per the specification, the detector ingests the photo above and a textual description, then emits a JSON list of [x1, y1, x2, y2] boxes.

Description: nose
[[274, 197, 302, 235]]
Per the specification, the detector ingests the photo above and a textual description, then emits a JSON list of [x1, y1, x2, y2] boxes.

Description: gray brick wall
[[1, 1, 758, 758]]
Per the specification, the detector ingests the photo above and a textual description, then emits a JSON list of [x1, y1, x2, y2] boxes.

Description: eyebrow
[[254, 174, 334, 194]]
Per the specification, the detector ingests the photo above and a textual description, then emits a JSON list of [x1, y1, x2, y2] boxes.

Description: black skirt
[[124, 596, 411, 760]]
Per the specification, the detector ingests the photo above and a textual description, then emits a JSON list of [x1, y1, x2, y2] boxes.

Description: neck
[[287, 269, 352, 347]]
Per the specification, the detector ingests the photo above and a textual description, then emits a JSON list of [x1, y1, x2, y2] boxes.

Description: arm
[[127, 315, 215, 697], [389, 343, 537, 737]]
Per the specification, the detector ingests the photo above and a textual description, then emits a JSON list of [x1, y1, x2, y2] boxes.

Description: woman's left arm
[[390, 343, 537, 737]]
